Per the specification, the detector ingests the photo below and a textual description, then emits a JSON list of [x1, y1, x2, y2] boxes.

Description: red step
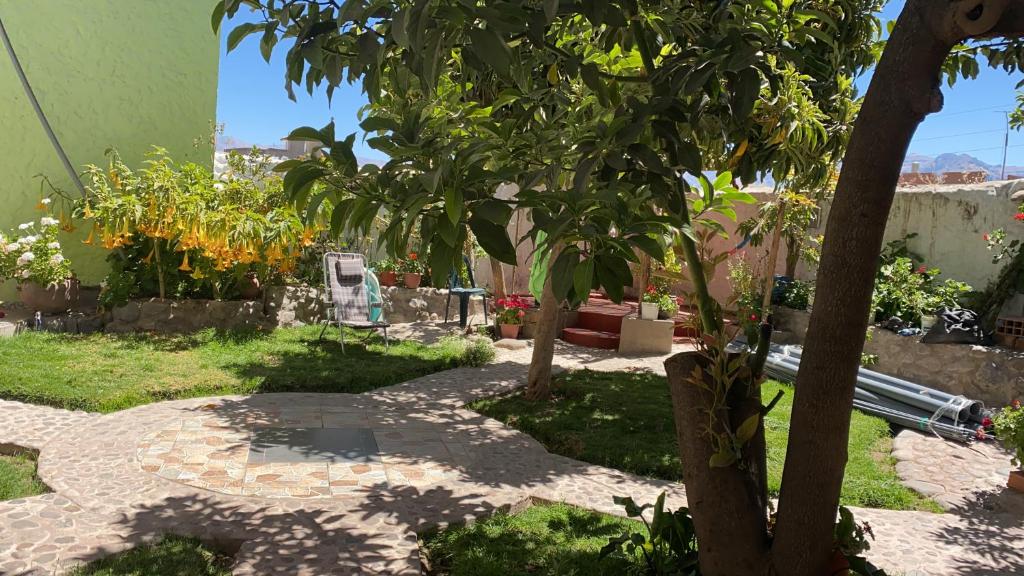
[[561, 327, 620, 349]]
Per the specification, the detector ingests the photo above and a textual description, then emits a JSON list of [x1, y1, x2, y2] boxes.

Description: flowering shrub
[[496, 295, 531, 325], [993, 400, 1024, 469], [71, 149, 322, 305], [398, 252, 426, 274], [0, 215, 72, 286], [871, 257, 971, 324]]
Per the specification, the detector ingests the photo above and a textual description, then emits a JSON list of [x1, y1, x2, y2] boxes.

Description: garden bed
[[67, 535, 233, 576], [0, 325, 493, 413], [0, 449, 49, 501], [471, 369, 940, 512]]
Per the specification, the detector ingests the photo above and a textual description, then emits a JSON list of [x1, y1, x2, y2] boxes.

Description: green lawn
[[0, 326, 493, 413], [422, 503, 643, 576], [68, 536, 232, 576], [471, 370, 940, 512], [0, 451, 49, 500]]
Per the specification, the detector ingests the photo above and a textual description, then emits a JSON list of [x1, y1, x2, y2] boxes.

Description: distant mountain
[[902, 153, 1024, 180]]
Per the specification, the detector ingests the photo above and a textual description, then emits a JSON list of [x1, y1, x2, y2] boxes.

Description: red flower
[[982, 416, 994, 428], [408, 252, 418, 261], [975, 426, 987, 441], [645, 285, 656, 294], [516, 309, 525, 318], [1015, 213, 1024, 221], [1012, 399, 1022, 410], [916, 265, 927, 274], [983, 233, 990, 241], [750, 314, 759, 322]]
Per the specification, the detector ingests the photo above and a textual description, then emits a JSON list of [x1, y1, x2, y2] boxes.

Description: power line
[[915, 128, 1006, 141]]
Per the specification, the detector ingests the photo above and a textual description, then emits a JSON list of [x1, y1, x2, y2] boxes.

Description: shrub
[[495, 294, 531, 325], [71, 149, 325, 306], [0, 215, 72, 286], [993, 400, 1024, 469], [871, 257, 971, 324], [438, 335, 496, 366]]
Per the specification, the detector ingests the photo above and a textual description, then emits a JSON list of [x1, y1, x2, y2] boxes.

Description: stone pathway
[[1, 333, 1022, 575]]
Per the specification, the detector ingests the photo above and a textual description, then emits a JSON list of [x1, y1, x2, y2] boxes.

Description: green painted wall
[[0, 0, 219, 301]]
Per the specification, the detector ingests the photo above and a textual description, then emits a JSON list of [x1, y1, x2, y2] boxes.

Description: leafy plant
[[600, 493, 699, 576], [727, 260, 764, 347], [993, 400, 1024, 469], [871, 257, 971, 324], [781, 280, 813, 311], [0, 214, 72, 286], [71, 149, 321, 305], [833, 506, 886, 576]]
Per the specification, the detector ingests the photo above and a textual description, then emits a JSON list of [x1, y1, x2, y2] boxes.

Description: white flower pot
[[920, 314, 937, 331], [640, 302, 659, 320]]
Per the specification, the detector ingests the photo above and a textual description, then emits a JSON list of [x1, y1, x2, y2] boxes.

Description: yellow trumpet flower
[[82, 227, 96, 245], [179, 252, 192, 272]]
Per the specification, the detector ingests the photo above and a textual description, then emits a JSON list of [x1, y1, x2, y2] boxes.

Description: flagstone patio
[[1, 335, 1022, 575]]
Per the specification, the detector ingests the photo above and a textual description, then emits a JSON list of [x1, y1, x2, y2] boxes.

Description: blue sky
[[216, 0, 1024, 167]]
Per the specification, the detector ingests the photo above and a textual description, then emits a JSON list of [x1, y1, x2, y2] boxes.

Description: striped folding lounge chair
[[318, 252, 389, 352]]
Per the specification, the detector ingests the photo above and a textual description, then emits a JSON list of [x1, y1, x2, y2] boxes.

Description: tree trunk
[[784, 237, 801, 279], [490, 256, 507, 300], [526, 243, 562, 400], [665, 351, 771, 575], [771, 2, 1021, 574], [153, 238, 166, 300]]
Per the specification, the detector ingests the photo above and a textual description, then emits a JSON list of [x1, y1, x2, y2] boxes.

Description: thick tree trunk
[[526, 243, 562, 400], [784, 237, 801, 279], [489, 256, 506, 300], [771, 2, 1020, 574], [665, 351, 770, 575]]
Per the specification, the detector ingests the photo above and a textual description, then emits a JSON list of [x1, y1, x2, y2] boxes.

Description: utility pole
[[1001, 111, 1010, 180]]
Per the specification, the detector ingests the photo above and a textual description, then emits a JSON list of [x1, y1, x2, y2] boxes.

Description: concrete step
[[561, 327, 620, 350]]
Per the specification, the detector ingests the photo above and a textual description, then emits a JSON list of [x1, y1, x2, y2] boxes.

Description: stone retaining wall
[[773, 307, 1024, 407], [25, 286, 485, 335]]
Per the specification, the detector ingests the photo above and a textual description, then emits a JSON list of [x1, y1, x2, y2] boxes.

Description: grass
[[0, 451, 49, 500], [68, 535, 232, 576], [0, 326, 494, 413], [471, 370, 942, 512], [422, 503, 643, 576]]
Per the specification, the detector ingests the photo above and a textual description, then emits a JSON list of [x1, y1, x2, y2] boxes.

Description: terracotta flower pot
[[1009, 469, 1024, 493], [18, 279, 80, 314], [238, 274, 262, 300], [499, 324, 521, 339], [403, 273, 422, 288], [378, 271, 398, 286]]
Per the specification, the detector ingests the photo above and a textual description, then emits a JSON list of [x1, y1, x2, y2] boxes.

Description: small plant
[[871, 257, 971, 324], [495, 294, 531, 325], [781, 279, 813, 310], [600, 492, 699, 576], [642, 284, 662, 304], [437, 335, 496, 366], [373, 257, 398, 273], [398, 252, 425, 274], [833, 506, 886, 576], [0, 215, 73, 286], [657, 292, 679, 319], [727, 259, 763, 347], [993, 400, 1024, 468]]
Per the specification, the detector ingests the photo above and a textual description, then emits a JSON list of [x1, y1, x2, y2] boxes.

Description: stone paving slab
[[1, 332, 1023, 575]]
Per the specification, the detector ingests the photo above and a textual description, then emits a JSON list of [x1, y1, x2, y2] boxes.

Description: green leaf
[[573, 257, 594, 301], [677, 140, 702, 175], [226, 22, 261, 52], [733, 68, 761, 121], [287, 125, 330, 145], [283, 163, 326, 202], [735, 414, 760, 445], [472, 199, 513, 224], [469, 216, 518, 265], [211, 1, 226, 34], [543, 0, 559, 23], [392, 8, 411, 48], [468, 27, 512, 79], [444, 187, 463, 224], [550, 248, 580, 301], [709, 450, 737, 468], [629, 235, 665, 261], [259, 24, 278, 63]]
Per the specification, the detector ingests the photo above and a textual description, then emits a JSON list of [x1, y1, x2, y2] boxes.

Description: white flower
[[1, 243, 13, 254], [40, 217, 58, 227], [213, 182, 225, 191], [17, 251, 35, 265], [50, 254, 64, 264], [20, 270, 30, 279], [47, 241, 60, 249], [40, 198, 51, 205], [18, 222, 31, 230], [20, 235, 37, 244]]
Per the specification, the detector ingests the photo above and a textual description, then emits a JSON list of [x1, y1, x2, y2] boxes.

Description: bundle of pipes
[[757, 342, 987, 442]]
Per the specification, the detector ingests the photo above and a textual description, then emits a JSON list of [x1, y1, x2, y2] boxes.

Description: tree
[[216, 1, 890, 574], [776, 2, 1024, 574]]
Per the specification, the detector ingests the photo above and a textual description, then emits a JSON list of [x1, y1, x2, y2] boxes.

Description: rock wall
[[83, 286, 484, 334], [773, 307, 1024, 407]]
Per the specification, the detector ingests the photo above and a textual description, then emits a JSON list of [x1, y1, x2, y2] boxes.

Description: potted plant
[[1, 217, 76, 314], [496, 294, 530, 339], [640, 285, 660, 320], [400, 252, 424, 288], [657, 292, 679, 320], [993, 399, 1024, 493], [375, 258, 398, 286]]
